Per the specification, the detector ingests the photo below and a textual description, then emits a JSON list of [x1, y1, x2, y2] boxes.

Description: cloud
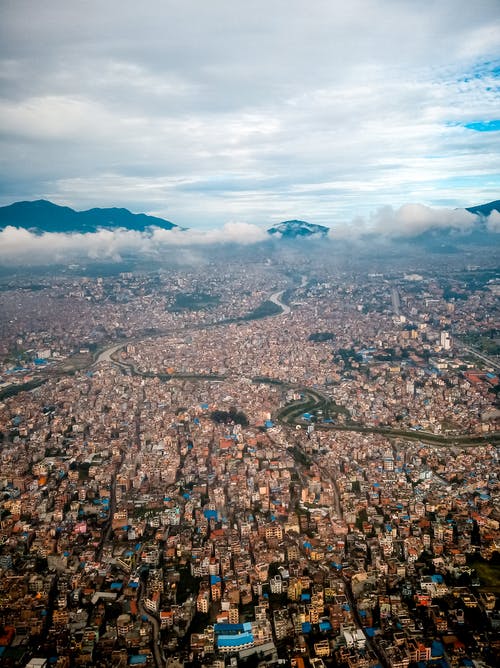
[[486, 209, 500, 232], [1, 1, 500, 225], [151, 222, 268, 246], [329, 203, 485, 239], [0, 222, 268, 265], [369, 203, 479, 237]]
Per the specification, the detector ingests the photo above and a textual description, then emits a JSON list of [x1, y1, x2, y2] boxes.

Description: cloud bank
[[0, 222, 268, 265], [369, 203, 478, 237], [330, 203, 500, 239], [1, 204, 497, 265]]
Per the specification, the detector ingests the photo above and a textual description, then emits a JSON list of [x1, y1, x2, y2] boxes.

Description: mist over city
[[0, 2, 499, 668]]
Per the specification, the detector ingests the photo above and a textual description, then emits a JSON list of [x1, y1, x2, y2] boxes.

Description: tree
[[356, 508, 368, 530], [210, 406, 248, 427]]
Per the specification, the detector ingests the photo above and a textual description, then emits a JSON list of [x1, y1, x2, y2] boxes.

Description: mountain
[[267, 219, 329, 239], [0, 199, 177, 233], [466, 200, 500, 217]]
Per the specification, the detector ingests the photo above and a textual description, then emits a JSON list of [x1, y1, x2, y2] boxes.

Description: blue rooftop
[[217, 632, 254, 648], [431, 640, 444, 658]]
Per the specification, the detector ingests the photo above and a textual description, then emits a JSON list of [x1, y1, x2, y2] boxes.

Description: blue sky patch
[[464, 120, 500, 132]]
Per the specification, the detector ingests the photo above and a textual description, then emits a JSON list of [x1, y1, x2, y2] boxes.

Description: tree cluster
[[308, 331, 335, 342], [210, 406, 249, 426]]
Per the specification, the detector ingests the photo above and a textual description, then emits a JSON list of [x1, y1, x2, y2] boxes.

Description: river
[[269, 289, 291, 314]]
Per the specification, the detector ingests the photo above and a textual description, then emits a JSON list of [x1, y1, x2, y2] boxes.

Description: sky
[[1, 0, 500, 235]]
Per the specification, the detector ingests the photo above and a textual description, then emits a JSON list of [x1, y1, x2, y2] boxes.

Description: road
[[138, 584, 165, 668], [342, 575, 389, 668], [455, 341, 500, 372], [391, 287, 401, 316], [290, 437, 386, 664], [95, 430, 126, 563]]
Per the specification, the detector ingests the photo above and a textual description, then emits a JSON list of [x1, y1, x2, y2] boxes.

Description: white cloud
[[486, 209, 500, 232], [0, 222, 269, 265], [369, 203, 478, 237], [329, 204, 487, 238], [151, 222, 268, 246], [0, 226, 148, 265]]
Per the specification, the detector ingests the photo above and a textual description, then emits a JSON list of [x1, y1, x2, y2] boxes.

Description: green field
[[471, 560, 500, 593]]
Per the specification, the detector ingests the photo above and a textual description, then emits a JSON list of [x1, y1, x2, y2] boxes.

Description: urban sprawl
[[0, 254, 499, 668]]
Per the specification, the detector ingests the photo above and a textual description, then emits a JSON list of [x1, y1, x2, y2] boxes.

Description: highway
[[455, 341, 500, 372]]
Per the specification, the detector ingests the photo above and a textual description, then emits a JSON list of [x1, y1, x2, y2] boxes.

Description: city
[[2, 1, 500, 666], [0, 249, 498, 668]]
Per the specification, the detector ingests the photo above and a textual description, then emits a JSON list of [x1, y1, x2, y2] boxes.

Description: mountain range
[[0, 198, 499, 243], [0, 199, 177, 233], [466, 200, 500, 217]]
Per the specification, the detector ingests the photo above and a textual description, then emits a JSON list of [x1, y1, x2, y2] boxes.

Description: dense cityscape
[[2, 0, 500, 666], [0, 247, 498, 668]]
